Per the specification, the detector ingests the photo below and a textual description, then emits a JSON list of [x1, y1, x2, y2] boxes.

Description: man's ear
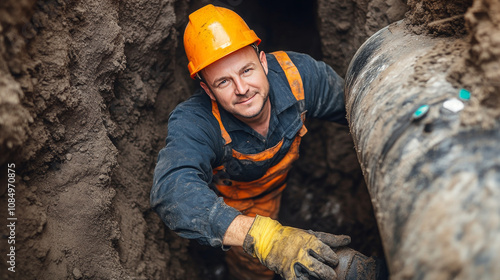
[[200, 81, 216, 101], [259, 51, 268, 75]]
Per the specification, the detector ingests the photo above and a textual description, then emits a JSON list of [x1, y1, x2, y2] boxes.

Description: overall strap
[[270, 51, 305, 102], [270, 51, 308, 136], [211, 99, 232, 145]]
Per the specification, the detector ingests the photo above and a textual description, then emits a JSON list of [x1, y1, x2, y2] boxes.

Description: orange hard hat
[[183, 4, 261, 79]]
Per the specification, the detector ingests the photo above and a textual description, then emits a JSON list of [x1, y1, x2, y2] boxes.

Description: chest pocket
[[211, 51, 308, 218]]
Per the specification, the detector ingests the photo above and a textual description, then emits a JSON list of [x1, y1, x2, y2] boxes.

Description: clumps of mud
[[448, 0, 500, 128], [0, 75, 31, 166], [0, 0, 36, 166], [405, 0, 500, 128], [408, 39, 468, 89], [405, 0, 473, 35]]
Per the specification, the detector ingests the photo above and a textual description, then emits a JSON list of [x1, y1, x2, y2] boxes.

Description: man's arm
[[151, 96, 241, 248], [223, 215, 255, 246]]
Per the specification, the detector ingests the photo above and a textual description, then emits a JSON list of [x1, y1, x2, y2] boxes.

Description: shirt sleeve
[[150, 100, 241, 248], [289, 52, 348, 125]]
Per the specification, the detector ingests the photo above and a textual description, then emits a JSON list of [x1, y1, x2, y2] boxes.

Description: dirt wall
[[403, 0, 500, 125], [317, 0, 408, 76], [450, 0, 500, 128], [405, 0, 472, 35], [0, 0, 197, 279]]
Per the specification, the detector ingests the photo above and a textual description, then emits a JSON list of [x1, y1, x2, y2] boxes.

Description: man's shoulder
[[169, 90, 217, 127], [266, 51, 316, 70], [173, 90, 212, 115], [168, 90, 223, 143]]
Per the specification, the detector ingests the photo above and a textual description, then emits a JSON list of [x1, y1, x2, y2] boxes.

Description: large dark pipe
[[344, 20, 500, 279]]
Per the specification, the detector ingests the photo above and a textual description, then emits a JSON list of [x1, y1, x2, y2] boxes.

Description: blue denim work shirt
[[151, 51, 347, 248]]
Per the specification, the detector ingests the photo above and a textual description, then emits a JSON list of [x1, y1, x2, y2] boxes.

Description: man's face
[[200, 46, 270, 122]]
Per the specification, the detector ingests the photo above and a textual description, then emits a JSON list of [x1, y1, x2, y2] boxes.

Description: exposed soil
[[0, 1, 197, 279], [318, 0, 408, 76], [449, 0, 500, 128], [1, 0, 496, 279], [406, 0, 500, 127], [405, 0, 473, 35]]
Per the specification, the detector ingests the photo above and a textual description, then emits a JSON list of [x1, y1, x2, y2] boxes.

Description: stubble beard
[[235, 92, 269, 119]]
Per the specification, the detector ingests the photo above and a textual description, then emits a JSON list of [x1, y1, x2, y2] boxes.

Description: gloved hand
[[242, 215, 351, 279]]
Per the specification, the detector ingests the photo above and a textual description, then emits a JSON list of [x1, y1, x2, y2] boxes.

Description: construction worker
[[151, 4, 350, 280]]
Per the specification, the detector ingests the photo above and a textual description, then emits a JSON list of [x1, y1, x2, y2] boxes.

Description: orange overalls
[[210, 51, 308, 280]]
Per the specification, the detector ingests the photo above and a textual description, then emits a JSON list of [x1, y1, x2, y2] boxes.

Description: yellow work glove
[[242, 215, 351, 280]]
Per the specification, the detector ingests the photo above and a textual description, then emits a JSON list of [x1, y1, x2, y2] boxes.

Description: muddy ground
[[0, 0, 497, 279]]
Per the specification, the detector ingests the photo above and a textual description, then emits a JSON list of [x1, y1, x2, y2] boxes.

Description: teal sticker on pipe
[[459, 88, 471, 100], [412, 104, 429, 121]]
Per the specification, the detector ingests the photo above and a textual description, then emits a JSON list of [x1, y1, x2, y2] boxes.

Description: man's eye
[[217, 80, 227, 87], [243, 68, 252, 74]]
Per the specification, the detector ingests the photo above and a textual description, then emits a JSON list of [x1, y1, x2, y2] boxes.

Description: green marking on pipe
[[459, 88, 471, 100], [412, 105, 429, 121]]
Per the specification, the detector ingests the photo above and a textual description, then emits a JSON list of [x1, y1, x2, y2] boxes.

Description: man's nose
[[233, 77, 249, 95]]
